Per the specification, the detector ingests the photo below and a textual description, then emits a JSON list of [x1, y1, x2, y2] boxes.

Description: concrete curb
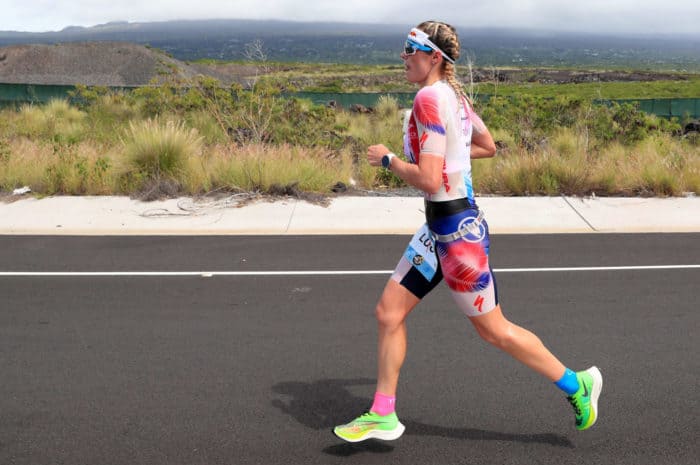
[[0, 195, 698, 235]]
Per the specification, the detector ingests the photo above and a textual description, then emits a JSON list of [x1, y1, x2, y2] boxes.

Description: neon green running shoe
[[333, 411, 406, 442], [567, 366, 603, 430]]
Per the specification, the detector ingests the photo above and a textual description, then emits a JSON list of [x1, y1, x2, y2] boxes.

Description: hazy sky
[[4, 0, 699, 35]]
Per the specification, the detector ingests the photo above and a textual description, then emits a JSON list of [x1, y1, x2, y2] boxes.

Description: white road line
[[495, 265, 700, 273], [0, 264, 699, 277], [0, 271, 393, 277]]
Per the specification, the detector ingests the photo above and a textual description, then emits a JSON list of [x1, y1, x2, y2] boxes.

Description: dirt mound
[[0, 42, 204, 86]]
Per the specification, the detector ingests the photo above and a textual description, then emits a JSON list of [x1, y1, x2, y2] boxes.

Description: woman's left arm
[[470, 127, 497, 159], [468, 108, 497, 159], [367, 144, 444, 195]]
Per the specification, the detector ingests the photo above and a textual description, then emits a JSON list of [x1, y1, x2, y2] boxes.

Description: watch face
[[382, 155, 389, 168]]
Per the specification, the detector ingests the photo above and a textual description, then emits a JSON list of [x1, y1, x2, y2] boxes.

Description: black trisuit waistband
[[424, 198, 478, 223]]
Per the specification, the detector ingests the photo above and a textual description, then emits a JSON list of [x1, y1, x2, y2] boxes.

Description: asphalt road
[[1, 234, 699, 465]]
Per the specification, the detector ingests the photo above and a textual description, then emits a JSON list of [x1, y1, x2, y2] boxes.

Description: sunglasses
[[403, 39, 433, 56], [405, 28, 456, 64]]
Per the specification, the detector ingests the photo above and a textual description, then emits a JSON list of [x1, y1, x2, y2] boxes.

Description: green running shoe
[[567, 366, 603, 430], [333, 411, 406, 442]]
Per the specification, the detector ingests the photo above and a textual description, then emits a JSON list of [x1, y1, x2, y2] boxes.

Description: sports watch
[[381, 153, 396, 169]]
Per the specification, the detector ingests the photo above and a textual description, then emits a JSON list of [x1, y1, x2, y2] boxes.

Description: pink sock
[[371, 391, 396, 416]]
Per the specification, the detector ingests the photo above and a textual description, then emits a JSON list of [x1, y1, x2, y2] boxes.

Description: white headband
[[407, 28, 455, 64]]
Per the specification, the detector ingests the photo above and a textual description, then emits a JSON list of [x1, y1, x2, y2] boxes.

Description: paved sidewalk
[[0, 195, 698, 235]]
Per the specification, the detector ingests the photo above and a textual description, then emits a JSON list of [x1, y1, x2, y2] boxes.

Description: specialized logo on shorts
[[473, 295, 485, 312], [456, 215, 486, 243], [413, 255, 424, 266]]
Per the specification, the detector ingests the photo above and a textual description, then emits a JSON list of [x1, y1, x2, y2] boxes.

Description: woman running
[[333, 21, 602, 443]]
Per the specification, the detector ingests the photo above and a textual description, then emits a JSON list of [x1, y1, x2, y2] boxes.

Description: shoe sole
[[333, 421, 406, 443], [584, 366, 603, 430]]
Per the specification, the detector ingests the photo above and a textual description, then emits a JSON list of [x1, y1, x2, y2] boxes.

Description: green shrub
[[611, 103, 650, 145], [83, 94, 141, 144], [185, 110, 227, 145], [338, 96, 405, 189], [68, 84, 111, 110], [266, 97, 338, 147]]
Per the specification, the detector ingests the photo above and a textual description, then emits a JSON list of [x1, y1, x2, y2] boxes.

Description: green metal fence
[[0, 83, 84, 106], [289, 91, 417, 109], [1, 83, 698, 119], [594, 98, 700, 120]]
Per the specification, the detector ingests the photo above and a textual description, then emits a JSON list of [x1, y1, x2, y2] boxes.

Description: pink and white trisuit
[[391, 80, 499, 317]]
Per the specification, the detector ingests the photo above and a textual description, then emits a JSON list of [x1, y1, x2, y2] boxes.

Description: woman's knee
[[375, 300, 407, 329], [471, 310, 515, 349], [476, 324, 514, 349], [374, 280, 419, 329]]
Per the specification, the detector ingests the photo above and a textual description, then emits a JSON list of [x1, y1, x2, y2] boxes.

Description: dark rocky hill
[[0, 42, 204, 86]]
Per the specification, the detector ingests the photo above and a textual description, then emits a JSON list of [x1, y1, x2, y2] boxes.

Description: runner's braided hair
[[416, 21, 469, 104]]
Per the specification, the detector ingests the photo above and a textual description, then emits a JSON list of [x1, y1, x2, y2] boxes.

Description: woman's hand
[[367, 144, 391, 167], [367, 143, 443, 194]]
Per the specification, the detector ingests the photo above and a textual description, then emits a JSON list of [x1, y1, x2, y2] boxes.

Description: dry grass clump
[[122, 118, 203, 180], [0, 138, 117, 195], [204, 143, 355, 194], [13, 99, 87, 143]]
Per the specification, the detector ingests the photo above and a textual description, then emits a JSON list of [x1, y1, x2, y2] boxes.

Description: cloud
[[3, 0, 700, 35]]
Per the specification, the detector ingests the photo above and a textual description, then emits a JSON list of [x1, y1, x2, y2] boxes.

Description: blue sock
[[554, 368, 580, 395]]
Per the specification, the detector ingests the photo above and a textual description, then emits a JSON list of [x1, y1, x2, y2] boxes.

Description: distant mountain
[[1, 19, 699, 70]]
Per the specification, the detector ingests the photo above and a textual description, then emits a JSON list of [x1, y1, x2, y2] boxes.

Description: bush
[[610, 103, 650, 145], [479, 96, 680, 151], [339, 95, 405, 189], [265, 97, 338, 147], [83, 94, 141, 144]]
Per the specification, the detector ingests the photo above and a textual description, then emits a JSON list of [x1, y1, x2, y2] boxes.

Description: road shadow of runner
[[272, 378, 375, 430], [271, 378, 573, 456]]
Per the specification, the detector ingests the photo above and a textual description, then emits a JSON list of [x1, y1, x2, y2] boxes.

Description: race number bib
[[403, 224, 439, 281]]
